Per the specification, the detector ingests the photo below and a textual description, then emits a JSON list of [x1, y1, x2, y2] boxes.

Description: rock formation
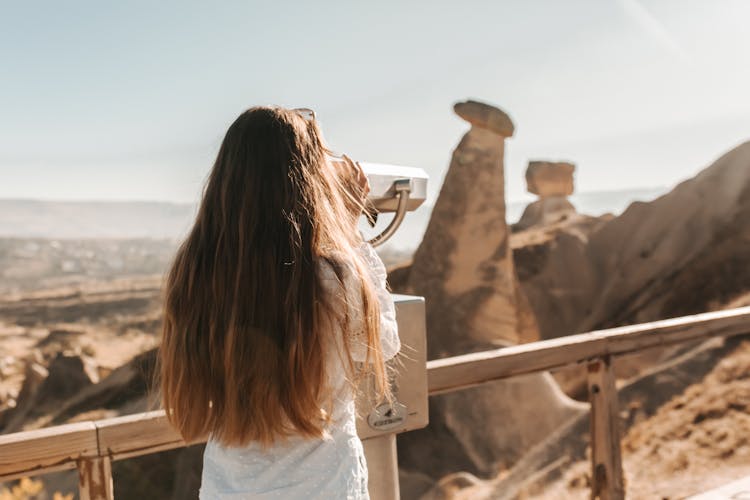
[[511, 141, 750, 397], [583, 141, 750, 329], [393, 100, 585, 493], [515, 140, 750, 341], [400, 99, 539, 353], [1, 353, 97, 432], [515, 161, 577, 230], [526, 161, 575, 197]]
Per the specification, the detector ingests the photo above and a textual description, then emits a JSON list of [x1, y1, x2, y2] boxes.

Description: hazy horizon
[[0, 185, 670, 250], [0, 183, 669, 206]]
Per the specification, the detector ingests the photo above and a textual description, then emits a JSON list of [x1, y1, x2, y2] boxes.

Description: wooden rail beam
[[95, 411, 190, 461], [0, 421, 98, 481], [427, 306, 750, 395]]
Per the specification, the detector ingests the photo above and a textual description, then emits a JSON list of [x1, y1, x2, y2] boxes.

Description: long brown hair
[[158, 106, 388, 447]]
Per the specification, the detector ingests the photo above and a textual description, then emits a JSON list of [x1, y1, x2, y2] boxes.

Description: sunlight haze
[[2, 0, 749, 204]]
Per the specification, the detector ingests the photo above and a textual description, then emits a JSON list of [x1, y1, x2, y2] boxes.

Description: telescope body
[[361, 163, 428, 213]]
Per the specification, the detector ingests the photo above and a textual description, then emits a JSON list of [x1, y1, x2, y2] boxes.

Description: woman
[[158, 106, 400, 499]]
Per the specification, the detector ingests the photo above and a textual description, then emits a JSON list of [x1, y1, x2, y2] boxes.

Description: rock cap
[[454, 99, 515, 137], [526, 161, 575, 197]]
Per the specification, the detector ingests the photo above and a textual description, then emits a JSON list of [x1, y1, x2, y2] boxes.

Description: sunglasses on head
[[293, 107, 316, 122]]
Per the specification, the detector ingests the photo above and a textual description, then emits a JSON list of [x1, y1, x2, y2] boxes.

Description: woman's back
[[199, 242, 400, 499], [159, 106, 399, 500]]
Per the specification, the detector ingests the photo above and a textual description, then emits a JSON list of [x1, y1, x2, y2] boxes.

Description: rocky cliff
[[515, 140, 750, 339]]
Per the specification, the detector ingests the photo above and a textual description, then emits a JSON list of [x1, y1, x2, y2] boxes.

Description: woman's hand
[[331, 154, 371, 231], [331, 154, 369, 208], [340, 154, 369, 202]]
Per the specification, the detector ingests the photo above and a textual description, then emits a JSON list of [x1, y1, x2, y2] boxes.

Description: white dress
[[199, 242, 401, 500]]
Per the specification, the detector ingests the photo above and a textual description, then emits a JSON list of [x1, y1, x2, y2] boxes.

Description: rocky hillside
[[514, 140, 750, 340], [425, 140, 750, 499], [0, 277, 163, 430], [495, 337, 750, 499]]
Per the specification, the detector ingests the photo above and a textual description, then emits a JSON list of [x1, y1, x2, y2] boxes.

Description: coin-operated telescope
[[356, 163, 429, 500], [360, 163, 429, 247]]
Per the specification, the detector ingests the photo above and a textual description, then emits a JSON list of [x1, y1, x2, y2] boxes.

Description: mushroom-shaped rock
[[526, 161, 575, 197], [454, 100, 515, 137], [408, 99, 535, 352]]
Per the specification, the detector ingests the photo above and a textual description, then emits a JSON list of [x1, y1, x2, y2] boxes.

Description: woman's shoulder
[[315, 251, 355, 294], [315, 251, 346, 276], [316, 243, 383, 282]]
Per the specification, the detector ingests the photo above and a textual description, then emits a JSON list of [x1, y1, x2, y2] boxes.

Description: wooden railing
[[2, 306, 750, 500]]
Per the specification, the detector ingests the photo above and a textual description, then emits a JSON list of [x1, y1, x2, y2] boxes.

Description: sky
[[1, 0, 750, 204]]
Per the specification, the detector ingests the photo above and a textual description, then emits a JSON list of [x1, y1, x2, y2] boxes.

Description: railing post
[[587, 356, 624, 500], [77, 457, 114, 500], [362, 434, 400, 500]]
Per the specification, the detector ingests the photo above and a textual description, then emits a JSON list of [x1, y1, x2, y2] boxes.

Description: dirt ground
[[0, 277, 162, 421], [520, 340, 750, 499]]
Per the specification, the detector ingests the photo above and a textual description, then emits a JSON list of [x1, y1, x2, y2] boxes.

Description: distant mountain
[[0, 186, 667, 249], [0, 199, 196, 240]]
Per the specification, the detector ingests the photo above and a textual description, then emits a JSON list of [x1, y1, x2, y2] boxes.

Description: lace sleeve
[[319, 243, 401, 363], [355, 241, 400, 361]]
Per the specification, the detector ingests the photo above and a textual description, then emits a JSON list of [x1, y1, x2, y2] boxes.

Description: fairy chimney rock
[[395, 102, 578, 490], [454, 100, 515, 137], [406, 99, 538, 357], [526, 161, 575, 197]]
